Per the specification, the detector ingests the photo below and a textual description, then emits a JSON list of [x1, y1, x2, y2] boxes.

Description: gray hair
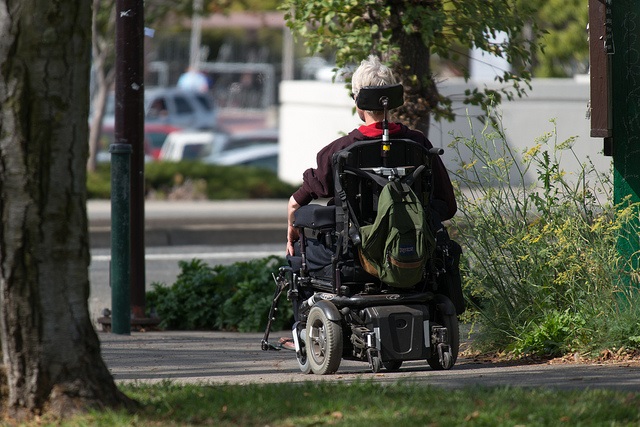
[[351, 55, 397, 100]]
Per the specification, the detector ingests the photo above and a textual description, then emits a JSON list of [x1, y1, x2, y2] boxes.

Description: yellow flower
[[523, 143, 542, 160], [462, 159, 478, 170]]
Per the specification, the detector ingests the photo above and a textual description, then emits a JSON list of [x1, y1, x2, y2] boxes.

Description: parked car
[[144, 123, 181, 160], [159, 129, 230, 161], [101, 87, 218, 129], [200, 128, 279, 163], [207, 144, 279, 173], [96, 124, 180, 163], [161, 128, 279, 163]]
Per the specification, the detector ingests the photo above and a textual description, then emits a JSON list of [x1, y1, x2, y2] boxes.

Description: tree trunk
[[388, 0, 440, 137], [0, 0, 135, 419]]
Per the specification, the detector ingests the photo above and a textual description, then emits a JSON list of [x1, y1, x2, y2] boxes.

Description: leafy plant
[[146, 256, 293, 332], [450, 116, 640, 357], [87, 161, 298, 200], [282, 0, 542, 133]]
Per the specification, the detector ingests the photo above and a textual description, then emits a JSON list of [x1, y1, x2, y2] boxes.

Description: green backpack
[[358, 181, 435, 288]]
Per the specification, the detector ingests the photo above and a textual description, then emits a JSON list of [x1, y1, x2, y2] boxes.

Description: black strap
[[344, 166, 388, 187], [334, 155, 429, 247]]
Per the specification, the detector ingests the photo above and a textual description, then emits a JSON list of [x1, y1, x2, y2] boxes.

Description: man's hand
[[286, 225, 299, 256], [286, 196, 301, 256]]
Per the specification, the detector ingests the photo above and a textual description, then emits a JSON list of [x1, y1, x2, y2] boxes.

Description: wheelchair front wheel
[[306, 306, 343, 375], [427, 295, 459, 370], [295, 328, 312, 374], [296, 348, 312, 374]]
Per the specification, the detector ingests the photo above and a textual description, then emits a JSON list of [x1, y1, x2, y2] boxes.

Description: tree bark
[[0, 0, 135, 419], [387, 0, 440, 137]]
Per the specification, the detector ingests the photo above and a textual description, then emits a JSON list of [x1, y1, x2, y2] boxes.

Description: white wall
[[278, 77, 611, 187], [278, 81, 360, 185]]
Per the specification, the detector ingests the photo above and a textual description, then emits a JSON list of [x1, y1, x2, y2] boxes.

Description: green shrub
[[87, 163, 112, 199], [146, 256, 293, 332], [87, 161, 298, 200], [450, 117, 640, 357]]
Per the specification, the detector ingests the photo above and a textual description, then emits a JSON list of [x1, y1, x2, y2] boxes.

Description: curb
[[89, 224, 286, 248], [88, 199, 288, 249]]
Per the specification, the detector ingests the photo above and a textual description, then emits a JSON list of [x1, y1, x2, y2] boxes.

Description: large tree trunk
[[0, 0, 135, 419], [388, 0, 440, 137]]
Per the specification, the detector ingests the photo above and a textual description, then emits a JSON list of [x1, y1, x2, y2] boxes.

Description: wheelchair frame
[[262, 84, 461, 375]]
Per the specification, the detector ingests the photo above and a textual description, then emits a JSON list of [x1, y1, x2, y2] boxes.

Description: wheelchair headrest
[[355, 84, 404, 111]]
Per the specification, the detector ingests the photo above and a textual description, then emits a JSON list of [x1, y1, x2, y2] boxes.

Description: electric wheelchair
[[262, 84, 464, 375]]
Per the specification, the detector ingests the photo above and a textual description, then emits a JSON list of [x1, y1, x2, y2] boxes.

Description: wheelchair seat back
[[328, 137, 438, 289], [333, 138, 434, 230]]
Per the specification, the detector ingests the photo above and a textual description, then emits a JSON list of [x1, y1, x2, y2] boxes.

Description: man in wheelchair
[[263, 55, 464, 375]]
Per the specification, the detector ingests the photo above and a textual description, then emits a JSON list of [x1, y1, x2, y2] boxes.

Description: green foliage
[[282, 0, 541, 125], [86, 163, 112, 199], [145, 161, 297, 200], [515, 310, 586, 357], [519, 0, 589, 77], [450, 116, 640, 357], [86, 161, 298, 200], [146, 256, 293, 332]]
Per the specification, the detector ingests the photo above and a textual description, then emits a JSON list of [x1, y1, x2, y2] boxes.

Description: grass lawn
[[19, 380, 640, 426]]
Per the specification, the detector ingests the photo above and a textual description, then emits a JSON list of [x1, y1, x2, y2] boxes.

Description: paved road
[[88, 199, 288, 248], [99, 330, 640, 390]]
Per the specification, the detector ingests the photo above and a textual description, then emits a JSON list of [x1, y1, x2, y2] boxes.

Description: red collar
[[358, 122, 402, 137]]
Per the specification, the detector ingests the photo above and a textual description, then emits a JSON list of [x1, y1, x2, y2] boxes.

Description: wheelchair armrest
[[293, 205, 336, 229], [287, 255, 303, 272]]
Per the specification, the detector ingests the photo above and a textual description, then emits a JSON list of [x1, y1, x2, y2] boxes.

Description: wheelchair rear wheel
[[427, 295, 459, 370], [306, 306, 343, 374]]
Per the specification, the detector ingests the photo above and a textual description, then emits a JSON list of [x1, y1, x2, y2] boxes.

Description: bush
[[146, 256, 294, 332], [450, 117, 640, 357], [87, 163, 112, 199], [87, 161, 298, 200]]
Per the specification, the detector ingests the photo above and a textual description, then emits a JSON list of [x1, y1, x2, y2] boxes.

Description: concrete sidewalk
[[88, 199, 288, 248], [99, 330, 640, 390]]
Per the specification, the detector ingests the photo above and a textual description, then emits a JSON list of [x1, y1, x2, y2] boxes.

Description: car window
[[174, 96, 194, 115], [194, 94, 213, 111], [224, 138, 277, 152], [241, 155, 278, 172], [182, 143, 207, 159], [225, 140, 254, 151], [147, 97, 169, 119], [146, 131, 170, 150]]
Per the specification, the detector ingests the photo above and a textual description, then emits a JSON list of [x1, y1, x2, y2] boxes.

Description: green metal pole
[[110, 143, 132, 335], [612, 0, 640, 285]]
